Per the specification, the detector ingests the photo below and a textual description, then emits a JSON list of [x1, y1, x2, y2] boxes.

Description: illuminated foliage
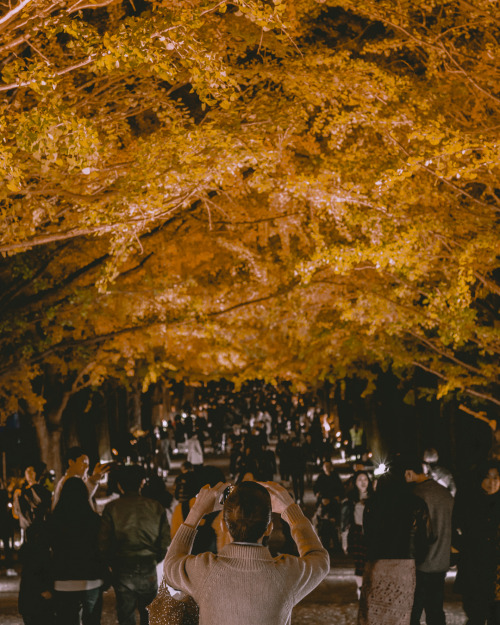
[[0, 0, 499, 444]]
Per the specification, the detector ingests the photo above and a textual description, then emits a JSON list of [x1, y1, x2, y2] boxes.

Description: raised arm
[[261, 482, 330, 601], [163, 482, 229, 594]]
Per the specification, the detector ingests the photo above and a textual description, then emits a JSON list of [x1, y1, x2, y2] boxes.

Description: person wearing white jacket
[[186, 434, 204, 467]]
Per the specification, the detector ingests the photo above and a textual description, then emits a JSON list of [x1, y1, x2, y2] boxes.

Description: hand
[[185, 482, 231, 528], [258, 481, 295, 515], [91, 462, 110, 481]]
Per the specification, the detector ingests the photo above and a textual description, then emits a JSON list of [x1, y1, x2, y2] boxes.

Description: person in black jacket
[[340, 470, 373, 599], [173, 461, 197, 503], [99, 465, 170, 625], [313, 461, 344, 507], [289, 435, 306, 505], [359, 459, 433, 625], [453, 461, 500, 625], [18, 520, 54, 625], [0, 478, 16, 576], [14, 465, 51, 540], [49, 477, 105, 625]]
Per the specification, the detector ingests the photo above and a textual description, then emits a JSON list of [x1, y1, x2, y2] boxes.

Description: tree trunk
[[29, 388, 72, 479], [127, 381, 142, 433], [32, 412, 63, 478], [366, 395, 384, 461], [97, 392, 112, 462]]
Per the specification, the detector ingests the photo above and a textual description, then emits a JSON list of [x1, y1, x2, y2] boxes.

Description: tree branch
[[459, 403, 497, 431], [438, 41, 500, 106], [67, 0, 118, 13], [0, 33, 30, 53], [385, 132, 498, 211], [0, 0, 34, 30], [0, 56, 95, 92], [408, 330, 487, 378], [0, 206, 182, 252], [411, 361, 500, 407]]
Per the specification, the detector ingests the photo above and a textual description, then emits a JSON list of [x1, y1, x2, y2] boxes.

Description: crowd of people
[[0, 406, 499, 625]]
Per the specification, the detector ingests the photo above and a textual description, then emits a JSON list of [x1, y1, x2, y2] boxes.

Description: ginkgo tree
[[0, 0, 498, 471]]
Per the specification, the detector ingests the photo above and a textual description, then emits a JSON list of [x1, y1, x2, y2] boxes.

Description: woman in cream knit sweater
[[163, 480, 330, 625]]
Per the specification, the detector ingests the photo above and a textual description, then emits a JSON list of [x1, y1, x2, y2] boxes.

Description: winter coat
[[48, 510, 104, 581], [363, 483, 433, 564], [99, 492, 170, 568]]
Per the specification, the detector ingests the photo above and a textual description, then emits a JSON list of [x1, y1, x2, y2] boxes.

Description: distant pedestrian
[[153, 428, 171, 477], [173, 461, 197, 503], [349, 421, 366, 459], [256, 444, 277, 482], [313, 496, 341, 553], [187, 433, 204, 468], [289, 435, 306, 505], [276, 433, 292, 482], [313, 461, 344, 507]]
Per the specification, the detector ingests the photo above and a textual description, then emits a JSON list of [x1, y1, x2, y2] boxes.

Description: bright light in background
[[374, 462, 387, 476]]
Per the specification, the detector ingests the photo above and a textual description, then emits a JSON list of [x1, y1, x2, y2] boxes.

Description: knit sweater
[[163, 503, 329, 625]]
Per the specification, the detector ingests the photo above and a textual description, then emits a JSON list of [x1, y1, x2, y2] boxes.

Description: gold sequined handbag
[[147, 581, 199, 625]]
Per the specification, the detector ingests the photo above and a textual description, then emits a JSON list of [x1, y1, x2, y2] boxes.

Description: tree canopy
[[0, 0, 499, 430]]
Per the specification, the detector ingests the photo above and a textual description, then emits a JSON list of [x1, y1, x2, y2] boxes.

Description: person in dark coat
[[341, 470, 373, 599], [453, 461, 500, 625], [403, 456, 454, 625], [276, 433, 293, 482], [313, 496, 341, 553], [14, 465, 51, 538], [49, 477, 105, 625], [173, 461, 197, 503], [313, 461, 344, 507], [0, 478, 16, 575], [99, 465, 170, 625], [256, 445, 277, 482], [289, 435, 306, 505], [359, 460, 433, 625], [18, 517, 54, 625]]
